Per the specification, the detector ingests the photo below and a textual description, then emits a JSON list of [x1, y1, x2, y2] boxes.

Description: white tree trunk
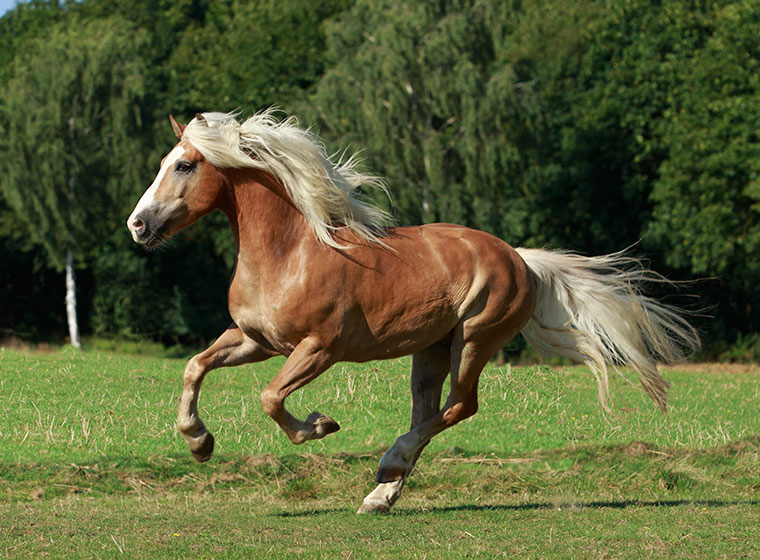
[[65, 248, 81, 349]]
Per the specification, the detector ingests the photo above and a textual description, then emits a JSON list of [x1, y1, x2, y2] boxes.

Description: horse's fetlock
[[177, 416, 202, 435], [443, 399, 477, 426], [290, 433, 307, 445]]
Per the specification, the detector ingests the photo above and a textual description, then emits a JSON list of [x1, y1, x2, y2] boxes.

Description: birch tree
[[0, 17, 147, 348]]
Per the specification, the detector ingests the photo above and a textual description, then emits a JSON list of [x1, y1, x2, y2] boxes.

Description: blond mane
[[182, 109, 392, 248]]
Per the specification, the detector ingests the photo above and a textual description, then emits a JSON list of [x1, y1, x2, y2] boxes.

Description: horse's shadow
[[275, 499, 760, 517]]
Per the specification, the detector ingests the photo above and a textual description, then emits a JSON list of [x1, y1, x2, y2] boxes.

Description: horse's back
[[385, 223, 533, 307]]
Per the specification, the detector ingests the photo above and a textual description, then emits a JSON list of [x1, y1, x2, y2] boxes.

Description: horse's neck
[[222, 169, 309, 261]]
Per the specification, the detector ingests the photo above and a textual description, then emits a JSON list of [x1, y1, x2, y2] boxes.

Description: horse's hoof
[[307, 412, 340, 438], [190, 432, 215, 463], [357, 501, 390, 514], [375, 465, 407, 483]]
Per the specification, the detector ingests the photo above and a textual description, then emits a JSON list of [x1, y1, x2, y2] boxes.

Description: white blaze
[[127, 144, 186, 239]]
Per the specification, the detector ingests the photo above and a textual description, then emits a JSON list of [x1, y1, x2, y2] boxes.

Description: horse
[[126, 109, 699, 513]]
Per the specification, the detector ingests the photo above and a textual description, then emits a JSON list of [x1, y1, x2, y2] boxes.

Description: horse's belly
[[339, 281, 461, 361]]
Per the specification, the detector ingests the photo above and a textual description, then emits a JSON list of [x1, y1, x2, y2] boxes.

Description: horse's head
[[127, 115, 224, 247]]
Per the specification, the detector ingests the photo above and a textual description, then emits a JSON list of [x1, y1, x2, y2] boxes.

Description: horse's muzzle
[[127, 210, 165, 247]]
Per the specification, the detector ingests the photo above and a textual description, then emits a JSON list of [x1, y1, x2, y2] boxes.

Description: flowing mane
[[182, 109, 392, 248]]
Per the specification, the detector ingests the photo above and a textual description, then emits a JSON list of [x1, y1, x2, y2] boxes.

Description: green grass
[[1, 347, 759, 558]]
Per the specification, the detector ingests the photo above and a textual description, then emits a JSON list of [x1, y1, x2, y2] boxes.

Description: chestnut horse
[[127, 110, 699, 513]]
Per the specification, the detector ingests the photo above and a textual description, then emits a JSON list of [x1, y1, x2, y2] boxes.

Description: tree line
[[1, 0, 758, 359]]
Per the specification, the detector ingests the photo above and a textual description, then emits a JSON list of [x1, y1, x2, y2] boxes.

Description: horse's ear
[[169, 115, 185, 139], [194, 113, 208, 127]]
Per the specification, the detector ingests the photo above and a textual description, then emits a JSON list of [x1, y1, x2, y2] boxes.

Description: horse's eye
[[175, 161, 195, 173]]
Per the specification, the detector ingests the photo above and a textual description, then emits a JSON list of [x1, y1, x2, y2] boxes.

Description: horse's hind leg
[[178, 324, 276, 462], [376, 331, 500, 483], [358, 343, 449, 514]]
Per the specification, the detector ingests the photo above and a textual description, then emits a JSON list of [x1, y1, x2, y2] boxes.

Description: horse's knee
[[259, 388, 282, 417], [183, 354, 206, 384]]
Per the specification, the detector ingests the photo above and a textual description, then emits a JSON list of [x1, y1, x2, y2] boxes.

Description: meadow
[[1, 347, 758, 559]]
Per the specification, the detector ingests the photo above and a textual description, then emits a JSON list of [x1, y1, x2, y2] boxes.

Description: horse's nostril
[[130, 217, 146, 235]]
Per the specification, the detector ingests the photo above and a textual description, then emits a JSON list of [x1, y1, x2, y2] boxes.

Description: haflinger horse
[[127, 109, 699, 513]]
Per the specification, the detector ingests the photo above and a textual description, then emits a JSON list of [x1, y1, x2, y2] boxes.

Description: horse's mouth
[[143, 233, 166, 248]]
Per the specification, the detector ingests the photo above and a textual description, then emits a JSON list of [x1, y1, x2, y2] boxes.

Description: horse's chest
[[226, 293, 283, 350], [227, 274, 317, 355]]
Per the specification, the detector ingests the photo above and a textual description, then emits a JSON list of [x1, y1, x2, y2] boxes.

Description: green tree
[[165, 0, 349, 115], [307, 0, 597, 243], [645, 2, 760, 337], [0, 16, 147, 347], [0, 0, 65, 81], [545, 0, 760, 341]]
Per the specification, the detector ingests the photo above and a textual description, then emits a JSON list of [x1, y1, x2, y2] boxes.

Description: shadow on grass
[[275, 499, 760, 517]]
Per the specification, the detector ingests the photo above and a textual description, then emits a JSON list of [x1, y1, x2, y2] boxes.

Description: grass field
[[1, 347, 758, 558]]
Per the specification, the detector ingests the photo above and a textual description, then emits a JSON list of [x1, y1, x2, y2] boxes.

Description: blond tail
[[516, 248, 700, 412]]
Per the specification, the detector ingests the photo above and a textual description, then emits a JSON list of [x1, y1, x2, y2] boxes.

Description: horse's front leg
[[259, 337, 339, 444], [178, 324, 277, 462]]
